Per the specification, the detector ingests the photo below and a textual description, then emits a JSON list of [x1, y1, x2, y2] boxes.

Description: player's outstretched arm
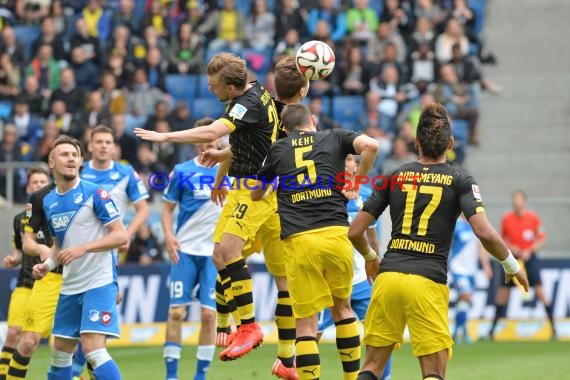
[[161, 201, 181, 264], [349, 211, 381, 283], [468, 212, 529, 291], [352, 135, 379, 178], [57, 219, 128, 265], [134, 120, 232, 144]]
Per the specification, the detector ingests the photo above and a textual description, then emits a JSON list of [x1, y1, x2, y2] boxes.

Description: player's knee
[[330, 301, 353, 322], [211, 250, 225, 270], [169, 307, 187, 322], [18, 333, 40, 356], [6, 326, 22, 346], [200, 308, 216, 328], [51, 349, 73, 368]]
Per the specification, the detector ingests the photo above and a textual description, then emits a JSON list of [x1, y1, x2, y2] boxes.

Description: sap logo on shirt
[[51, 211, 75, 232]]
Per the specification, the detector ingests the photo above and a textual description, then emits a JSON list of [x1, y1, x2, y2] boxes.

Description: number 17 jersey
[[363, 162, 485, 284]]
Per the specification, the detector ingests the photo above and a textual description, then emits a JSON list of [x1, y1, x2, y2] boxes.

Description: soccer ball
[[295, 40, 336, 81]]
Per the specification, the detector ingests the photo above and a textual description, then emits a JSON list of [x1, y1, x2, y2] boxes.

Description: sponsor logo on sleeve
[[105, 203, 119, 218], [25, 203, 32, 218], [472, 184, 482, 201], [229, 103, 247, 120]]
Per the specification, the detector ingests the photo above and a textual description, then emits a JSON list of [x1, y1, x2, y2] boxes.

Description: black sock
[[490, 304, 507, 335], [357, 370, 378, 380]]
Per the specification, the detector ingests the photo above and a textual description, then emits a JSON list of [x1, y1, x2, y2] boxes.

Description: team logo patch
[[89, 310, 100, 322], [73, 193, 83, 204], [105, 202, 119, 218], [472, 185, 482, 201], [25, 203, 32, 217], [229, 103, 247, 120], [36, 230, 45, 240], [98, 189, 110, 200], [101, 311, 112, 325]]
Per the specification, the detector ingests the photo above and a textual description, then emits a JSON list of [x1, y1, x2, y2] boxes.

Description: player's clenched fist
[[32, 262, 49, 279], [57, 246, 86, 265]]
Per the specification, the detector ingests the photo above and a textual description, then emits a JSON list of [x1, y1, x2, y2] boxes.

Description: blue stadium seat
[[332, 96, 366, 130], [13, 25, 41, 59], [166, 74, 199, 102], [0, 101, 13, 119], [190, 97, 225, 120]]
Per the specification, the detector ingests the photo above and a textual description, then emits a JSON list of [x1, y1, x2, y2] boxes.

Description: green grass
[[26, 341, 569, 379]]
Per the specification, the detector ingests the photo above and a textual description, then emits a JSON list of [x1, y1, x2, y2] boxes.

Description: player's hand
[[57, 246, 86, 265], [3, 255, 20, 268], [165, 235, 181, 264], [506, 270, 529, 292], [32, 263, 49, 279], [261, 183, 274, 200], [116, 291, 123, 305], [342, 188, 359, 200], [211, 187, 229, 207], [133, 128, 168, 142], [364, 256, 381, 285], [118, 240, 131, 256], [201, 149, 229, 167]]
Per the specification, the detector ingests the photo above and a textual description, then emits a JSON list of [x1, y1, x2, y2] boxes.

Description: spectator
[[70, 17, 102, 66], [80, 90, 111, 128], [49, 0, 68, 36], [245, 0, 275, 52], [374, 41, 406, 80], [167, 101, 195, 161], [339, 44, 371, 95], [47, 99, 80, 137], [31, 119, 60, 162], [112, 0, 141, 35], [20, 76, 46, 116], [449, 43, 501, 94], [167, 22, 203, 74], [126, 67, 167, 129], [274, 0, 306, 41], [308, 0, 346, 43], [141, 0, 169, 40], [152, 119, 175, 169], [452, 0, 477, 40], [50, 67, 86, 115], [99, 70, 127, 115], [273, 28, 301, 64], [111, 113, 139, 165], [435, 17, 469, 63], [398, 120, 418, 154], [144, 46, 168, 91], [309, 97, 338, 131], [414, 0, 446, 29], [125, 223, 162, 265], [0, 124, 28, 203], [409, 42, 438, 92], [24, 44, 60, 96], [380, 0, 413, 36], [106, 51, 133, 89], [0, 26, 26, 67], [131, 25, 168, 66], [105, 24, 134, 63], [366, 22, 406, 65], [15, 0, 50, 24], [381, 137, 417, 174], [133, 142, 168, 200], [8, 96, 43, 147], [80, 0, 112, 42], [31, 16, 67, 62], [198, 0, 245, 55], [358, 90, 382, 131], [0, 53, 20, 100], [346, 0, 379, 45], [69, 46, 99, 91], [433, 64, 479, 145], [410, 16, 436, 52], [143, 99, 169, 131]]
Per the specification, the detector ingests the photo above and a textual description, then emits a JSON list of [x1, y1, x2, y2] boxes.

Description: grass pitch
[[26, 341, 568, 379]]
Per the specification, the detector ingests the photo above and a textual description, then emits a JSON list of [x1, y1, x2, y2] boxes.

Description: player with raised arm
[[70, 125, 149, 379], [252, 104, 380, 380], [0, 167, 50, 380], [316, 155, 392, 380], [32, 135, 128, 380], [135, 53, 286, 361], [349, 104, 529, 380], [161, 118, 222, 380]]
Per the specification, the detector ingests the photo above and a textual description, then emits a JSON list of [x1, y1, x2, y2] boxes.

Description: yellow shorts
[[7, 287, 32, 327], [22, 272, 62, 338], [363, 272, 453, 358], [213, 181, 286, 276], [284, 226, 353, 319]]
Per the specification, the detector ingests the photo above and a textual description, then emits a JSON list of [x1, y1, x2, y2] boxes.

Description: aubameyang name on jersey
[[389, 238, 435, 254], [399, 171, 453, 186], [291, 136, 315, 147]]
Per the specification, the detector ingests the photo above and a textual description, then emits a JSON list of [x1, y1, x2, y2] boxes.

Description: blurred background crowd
[[0, 0, 499, 263]]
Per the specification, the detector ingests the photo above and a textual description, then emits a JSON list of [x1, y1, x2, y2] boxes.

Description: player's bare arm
[[32, 237, 60, 279], [468, 212, 529, 291], [134, 120, 232, 144], [57, 219, 128, 265], [348, 211, 381, 283], [202, 146, 232, 167], [126, 199, 150, 242], [352, 135, 379, 178], [161, 201, 181, 264], [22, 231, 52, 260], [211, 151, 232, 206]]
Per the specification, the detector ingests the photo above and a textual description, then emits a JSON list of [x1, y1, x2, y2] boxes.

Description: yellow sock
[[335, 318, 361, 380], [296, 337, 320, 379]]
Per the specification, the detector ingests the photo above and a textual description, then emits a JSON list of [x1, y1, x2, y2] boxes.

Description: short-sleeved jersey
[[348, 185, 377, 285], [363, 162, 485, 284], [449, 218, 479, 276], [80, 160, 149, 217], [13, 210, 39, 288], [163, 158, 222, 256], [501, 210, 544, 251], [219, 81, 278, 178], [43, 179, 121, 295], [25, 183, 63, 274], [258, 129, 360, 238]]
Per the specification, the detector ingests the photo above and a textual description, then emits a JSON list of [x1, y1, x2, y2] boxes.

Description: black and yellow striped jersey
[[13, 210, 40, 289]]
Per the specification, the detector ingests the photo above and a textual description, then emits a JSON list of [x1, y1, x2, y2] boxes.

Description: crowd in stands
[[0, 0, 498, 260]]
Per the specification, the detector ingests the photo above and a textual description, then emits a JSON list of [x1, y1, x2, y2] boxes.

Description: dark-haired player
[[0, 167, 50, 380], [350, 104, 529, 380], [252, 104, 380, 380]]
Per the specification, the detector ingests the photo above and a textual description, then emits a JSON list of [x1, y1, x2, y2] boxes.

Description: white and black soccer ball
[[295, 40, 336, 81]]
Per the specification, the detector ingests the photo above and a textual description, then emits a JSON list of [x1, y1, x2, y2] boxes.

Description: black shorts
[[503, 253, 542, 287]]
